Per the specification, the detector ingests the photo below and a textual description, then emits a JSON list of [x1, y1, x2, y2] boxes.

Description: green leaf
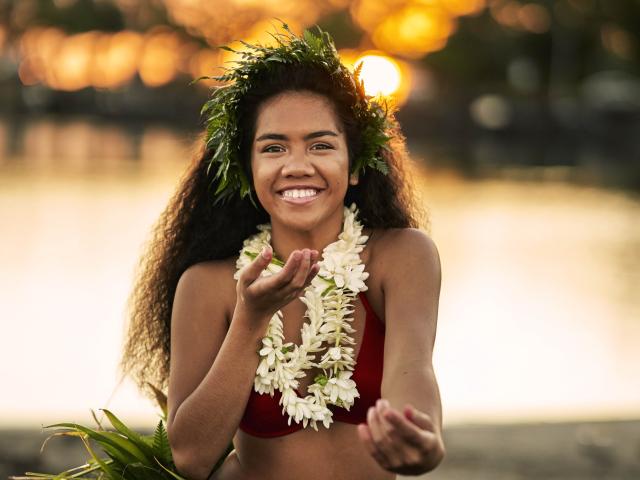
[[154, 458, 188, 480], [116, 463, 162, 480], [101, 431, 150, 463], [78, 434, 125, 480], [99, 410, 157, 460], [44, 422, 148, 464], [188, 75, 211, 86], [151, 420, 172, 465]]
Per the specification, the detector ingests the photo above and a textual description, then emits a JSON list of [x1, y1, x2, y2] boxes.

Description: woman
[[120, 26, 444, 480]]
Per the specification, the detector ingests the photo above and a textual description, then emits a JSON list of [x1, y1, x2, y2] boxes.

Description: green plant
[[10, 383, 234, 480]]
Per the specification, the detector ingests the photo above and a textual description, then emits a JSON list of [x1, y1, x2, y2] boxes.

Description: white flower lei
[[233, 203, 369, 430]]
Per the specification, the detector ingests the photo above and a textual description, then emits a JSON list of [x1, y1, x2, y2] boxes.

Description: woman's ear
[[349, 173, 359, 185]]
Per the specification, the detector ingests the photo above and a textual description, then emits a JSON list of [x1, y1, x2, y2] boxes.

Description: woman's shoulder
[[179, 257, 238, 323], [180, 257, 237, 288], [366, 227, 440, 280], [367, 227, 438, 260], [184, 256, 237, 278], [361, 228, 438, 321]]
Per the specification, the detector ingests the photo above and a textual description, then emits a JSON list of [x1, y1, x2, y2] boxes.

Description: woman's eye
[[311, 143, 334, 150], [263, 145, 284, 153]]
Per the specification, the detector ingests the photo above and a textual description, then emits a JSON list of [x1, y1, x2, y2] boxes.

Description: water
[[1, 116, 638, 429]]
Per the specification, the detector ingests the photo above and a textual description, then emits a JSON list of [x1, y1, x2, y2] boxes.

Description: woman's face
[[251, 90, 350, 232]]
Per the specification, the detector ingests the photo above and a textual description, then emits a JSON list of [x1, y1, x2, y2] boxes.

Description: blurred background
[[1, 0, 639, 478]]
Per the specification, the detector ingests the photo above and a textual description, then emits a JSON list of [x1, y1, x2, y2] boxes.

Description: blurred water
[[0, 116, 639, 429]]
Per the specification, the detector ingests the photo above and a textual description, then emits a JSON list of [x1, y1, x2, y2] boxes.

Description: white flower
[[328, 346, 342, 361], [322, 370, 360, 407], [256, 358, 270, 377], [317, 345, 355, 370], [258, 337, 281, 367], [236, 204, 368, 429]]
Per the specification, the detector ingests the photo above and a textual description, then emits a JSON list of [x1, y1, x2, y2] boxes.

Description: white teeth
[[282, 189, 318, 198]]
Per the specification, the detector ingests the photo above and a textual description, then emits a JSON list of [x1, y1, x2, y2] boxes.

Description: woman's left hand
[[357, 399, 446, 475]]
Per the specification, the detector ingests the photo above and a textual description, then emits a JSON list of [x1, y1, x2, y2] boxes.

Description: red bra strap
[[358, 291, 385, 331]]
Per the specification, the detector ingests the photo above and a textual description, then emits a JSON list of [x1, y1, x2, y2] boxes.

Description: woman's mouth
[[277, 188, 324, 204]]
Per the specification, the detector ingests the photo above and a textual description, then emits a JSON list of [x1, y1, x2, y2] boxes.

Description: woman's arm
[[380, 228, 443, 436], [167, 248, 319, 479], [166, 263, 268, 480], [358, 228, 445, 475]]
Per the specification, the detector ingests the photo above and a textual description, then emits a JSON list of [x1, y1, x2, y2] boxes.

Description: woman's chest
[[277, 255, 385, 394]]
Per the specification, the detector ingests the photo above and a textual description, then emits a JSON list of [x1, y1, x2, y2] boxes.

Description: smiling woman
[[118, 24, 444, 480], [251, 92, 351, 233]]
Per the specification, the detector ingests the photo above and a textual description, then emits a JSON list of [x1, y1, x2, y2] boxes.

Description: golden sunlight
[[372, 5, 455, 58], [338, 50, 411, 105], [355, 53, 402, 97], [439, 0, 486, 16]]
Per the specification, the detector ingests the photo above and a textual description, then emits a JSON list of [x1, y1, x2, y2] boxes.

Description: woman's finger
[[262, 250, 303, 290], [383, 407, 432, 448], [238, 246, 273, 287], [357, 423, 379, 459], [289, 248, 311, 290], [366, 406, 393, 466], [303, 261, 320, 286], [404, 405, 436, 432], [376, 400, 405, 459]]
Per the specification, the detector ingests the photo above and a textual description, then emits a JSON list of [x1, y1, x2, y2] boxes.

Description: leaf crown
[[194, 22, 393, 205]]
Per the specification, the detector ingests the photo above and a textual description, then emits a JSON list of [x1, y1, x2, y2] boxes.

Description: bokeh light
[[339, 50, 411, 105], [355, 54, 402, 96], [8, 1, 502, 91]]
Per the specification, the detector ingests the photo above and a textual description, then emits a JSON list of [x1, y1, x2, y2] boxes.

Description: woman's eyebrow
[[255, 130, 339, 142]]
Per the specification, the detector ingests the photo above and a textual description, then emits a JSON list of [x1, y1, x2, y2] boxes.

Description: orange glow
[[17, 27, 195, 90], [437, 0, 486, 16], [51, 31, 98, 91], [19, 28, 62, 85], [189, 48, 223, 88], [92, 31, 143, 88], [139, 29, 180, 87], [12, 0, 481, 92], [0, 25, 7, 51], [163, 0, 333, 52], [517, 3, 551, 33], [601, 24, 634, 60], [336, 48, 361, 69], [339, 50, 411, 106], [350, 0, 399, 31], [17, 58, 39, 86], [356, 53, 402, 96], [490, 1, 521, 28], [220, 18, 304, 67], [373, 5, 454, 58]]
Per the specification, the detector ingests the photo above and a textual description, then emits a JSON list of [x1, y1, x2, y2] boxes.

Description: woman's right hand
[[235, 246, 320, 322]]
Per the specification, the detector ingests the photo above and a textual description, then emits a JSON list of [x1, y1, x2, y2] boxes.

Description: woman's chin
[[274, 217, 320, 233], [269, 207, 328, 233]]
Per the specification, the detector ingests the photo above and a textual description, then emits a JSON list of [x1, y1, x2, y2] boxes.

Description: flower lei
[[233, 203, 369, 430]]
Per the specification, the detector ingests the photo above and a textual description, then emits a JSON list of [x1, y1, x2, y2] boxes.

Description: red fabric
[[238, 292, 385, 438]]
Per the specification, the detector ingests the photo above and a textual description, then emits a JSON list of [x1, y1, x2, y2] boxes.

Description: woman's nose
[[281, 150, 315, 176]]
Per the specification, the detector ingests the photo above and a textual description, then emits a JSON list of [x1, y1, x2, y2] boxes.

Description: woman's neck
[[269, 208, 344, 262]]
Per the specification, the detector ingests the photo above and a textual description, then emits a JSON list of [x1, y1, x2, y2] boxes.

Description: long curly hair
[[119, 62, 427, 399]]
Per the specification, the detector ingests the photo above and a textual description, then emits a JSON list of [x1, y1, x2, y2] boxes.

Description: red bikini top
[[238, 291, 385, 438]]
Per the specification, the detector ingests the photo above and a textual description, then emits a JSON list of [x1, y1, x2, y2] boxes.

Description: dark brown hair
[[119, 62, 426, 399]]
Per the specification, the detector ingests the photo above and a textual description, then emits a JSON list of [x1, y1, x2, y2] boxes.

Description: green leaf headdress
[[194, 22, 393, 206]]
